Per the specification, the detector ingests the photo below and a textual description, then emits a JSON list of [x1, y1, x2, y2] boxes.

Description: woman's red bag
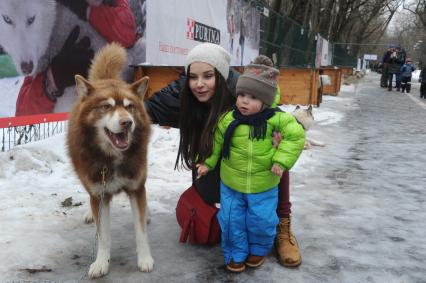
[[176, 185, 221, 245]]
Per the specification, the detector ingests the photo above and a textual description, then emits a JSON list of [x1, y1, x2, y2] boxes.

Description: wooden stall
[[340, 66, 354, 76], [278, 68, 320, 106], [320, 67, 342, 96], [132, 65, 321, 106], [132, 66, 184, 99]]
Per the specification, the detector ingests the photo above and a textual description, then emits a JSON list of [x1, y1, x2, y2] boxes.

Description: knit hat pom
[[185, 43, 231, 80], [236, 64, 279, 107]]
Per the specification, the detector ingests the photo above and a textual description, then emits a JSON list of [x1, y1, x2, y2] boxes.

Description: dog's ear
[[131, 76, 149, 100], [295, 105, 300, 110], [307, 105, 313, 113], [75, 75, 93, 97]]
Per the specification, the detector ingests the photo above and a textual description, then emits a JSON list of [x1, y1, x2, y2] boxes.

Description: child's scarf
[[222, 107, 275, 159]]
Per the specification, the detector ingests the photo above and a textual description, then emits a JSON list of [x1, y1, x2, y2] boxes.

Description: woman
[[144, 43, 302, 267]]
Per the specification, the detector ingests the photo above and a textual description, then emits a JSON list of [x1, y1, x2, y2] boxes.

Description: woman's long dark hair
[[175, 67, 235, 170]]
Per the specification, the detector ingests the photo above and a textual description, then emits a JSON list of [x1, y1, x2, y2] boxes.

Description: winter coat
[[400, 63, 415, 78], [420, 67, 426, 83], [16, 73, 56, 116], [144, 69, 240, 127], [382, 51, 391, 64], [272, 85, 281, 107], [388, 51, 404, 74], [89, 0, 137, 48], [203, 110, 305, 194]]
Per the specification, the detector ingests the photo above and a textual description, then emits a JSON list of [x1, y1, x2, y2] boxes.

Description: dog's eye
[[27, 16, 35, 25], [125, 104, 135, 111], [2, 15, 12, 25], [101, 104, 112, 111]]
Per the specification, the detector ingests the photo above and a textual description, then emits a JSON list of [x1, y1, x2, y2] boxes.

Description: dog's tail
[[88, 42, 127, 81]]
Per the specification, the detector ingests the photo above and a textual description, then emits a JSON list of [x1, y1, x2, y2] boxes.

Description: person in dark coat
[[380, 46, 392, 87], [420, 66, 426, 99], [387, 46, 404, 91]]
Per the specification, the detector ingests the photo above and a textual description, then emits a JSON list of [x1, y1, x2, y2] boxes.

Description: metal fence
[[332, 44, 358, 67], [0, 113, 68, 152], [253, 0, 356, 68]]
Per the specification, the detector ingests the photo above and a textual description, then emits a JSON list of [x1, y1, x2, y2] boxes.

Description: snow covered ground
[[0, 72, 424, 282]]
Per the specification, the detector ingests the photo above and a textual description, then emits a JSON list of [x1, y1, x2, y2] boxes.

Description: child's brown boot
[[226, 260, 245, 273], [276, 217, 302, 267], [245, 255, 265, 268]]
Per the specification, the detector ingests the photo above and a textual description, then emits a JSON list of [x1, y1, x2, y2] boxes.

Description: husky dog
[[0, 0, 56, 75], [67, 43, 152, 278], [0, 0, 145, 112], [292, 105, 325, 149]]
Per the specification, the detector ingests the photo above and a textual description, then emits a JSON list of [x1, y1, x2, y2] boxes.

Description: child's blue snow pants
[[217, 181, 279, 264]]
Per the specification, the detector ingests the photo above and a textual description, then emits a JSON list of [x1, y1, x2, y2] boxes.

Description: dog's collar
[[100, 166, 108, 187]]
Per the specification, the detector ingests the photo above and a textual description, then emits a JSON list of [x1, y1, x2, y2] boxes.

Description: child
[[400, 58, 416, 93], [197, 64, 305, 272]]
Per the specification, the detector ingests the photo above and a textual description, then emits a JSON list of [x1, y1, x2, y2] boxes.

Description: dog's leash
[[79, 165, 108, 282]]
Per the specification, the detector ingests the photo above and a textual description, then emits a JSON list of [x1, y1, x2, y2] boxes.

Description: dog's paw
[[88, 258, 110, 278], [84, 210, 94, 224], [304, 141, 312, 150], [138, 255, 154, 272]]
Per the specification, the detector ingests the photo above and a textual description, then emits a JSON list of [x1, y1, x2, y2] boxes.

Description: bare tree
[[403, 0, 426, 65]]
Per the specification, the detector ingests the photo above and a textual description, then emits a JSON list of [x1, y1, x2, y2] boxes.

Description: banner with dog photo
[[0, 0, 259, 118], [145, 0, 260, 67], [0, 0, 147, 118]]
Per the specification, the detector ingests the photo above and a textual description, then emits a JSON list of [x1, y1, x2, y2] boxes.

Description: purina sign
[[187, 18, 221, 44]]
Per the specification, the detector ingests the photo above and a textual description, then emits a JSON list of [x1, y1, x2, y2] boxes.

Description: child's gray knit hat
[[236, 64, 279, 106]]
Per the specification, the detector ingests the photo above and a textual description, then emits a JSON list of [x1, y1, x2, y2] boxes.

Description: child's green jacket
[[204, 110, 305, 194]]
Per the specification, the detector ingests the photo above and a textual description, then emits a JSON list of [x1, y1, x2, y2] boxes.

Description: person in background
[[420, 66, 426, 99], [380, 46, 392, 88], [387, 46, 403, 91], [15, 0, 137, 116], [395, 46, 406, 90], [196, 64, 305, 272], [239, 16, 245, 66], [399, 58, 415, 93]]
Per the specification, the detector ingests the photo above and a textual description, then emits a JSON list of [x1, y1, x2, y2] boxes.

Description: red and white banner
[[145, 0, 260, 67]]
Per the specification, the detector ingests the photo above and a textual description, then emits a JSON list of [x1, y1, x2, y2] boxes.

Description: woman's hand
[[271, 164, 284, 178], [272, 131, 282, 148], [196, 164, 209, 179]]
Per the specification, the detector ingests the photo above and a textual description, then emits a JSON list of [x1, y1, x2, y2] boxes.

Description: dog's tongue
[[111, 132, 129, 149]]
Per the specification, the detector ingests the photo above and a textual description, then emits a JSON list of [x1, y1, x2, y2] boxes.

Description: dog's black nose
[[120, 119, 133, 129], [21, 61, 34, 75]]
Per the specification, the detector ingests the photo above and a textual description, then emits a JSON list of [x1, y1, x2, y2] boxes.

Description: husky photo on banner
[[0, 0, 146, 117]]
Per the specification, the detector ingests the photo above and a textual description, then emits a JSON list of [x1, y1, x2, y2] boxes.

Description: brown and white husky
[[67, 43, 153, 278]]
